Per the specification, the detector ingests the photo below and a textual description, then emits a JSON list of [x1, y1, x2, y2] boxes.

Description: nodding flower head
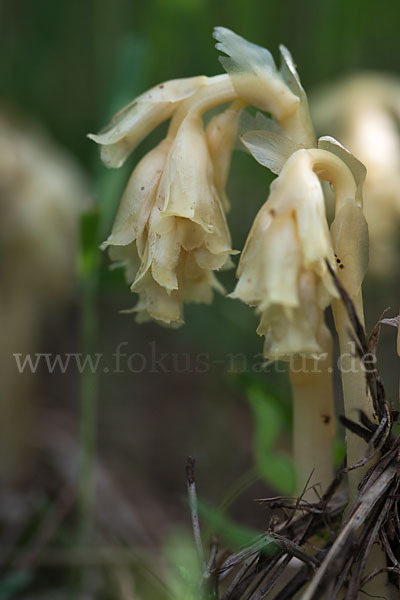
[[99, 102, 240, 326], [231, 149, 339, 360], [89, 28, 330, 331]]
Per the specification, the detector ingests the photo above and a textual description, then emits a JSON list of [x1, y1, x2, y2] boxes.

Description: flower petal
[[330, 198, 369, 297], [88, 76, 207, 167], [101, 138, 171, 251], [206, 103, 242, 211], [241, 129, 301, 174], [279, 45, 316, 146], [258, 271, 327, 360], [213, 27, 299, 121], [108, 242, 141, 284], [130, 273, 183, 325], [157, 113, 214, 228], [232, 210, 300, 309]]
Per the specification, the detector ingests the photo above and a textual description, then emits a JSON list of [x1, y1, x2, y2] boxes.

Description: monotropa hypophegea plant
[[89, 28, 393, 597]]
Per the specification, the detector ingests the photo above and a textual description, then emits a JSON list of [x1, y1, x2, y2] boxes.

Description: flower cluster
[[90, 27, 364, 361]]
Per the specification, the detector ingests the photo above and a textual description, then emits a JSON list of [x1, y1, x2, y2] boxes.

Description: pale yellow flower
[[231, 149, 338, 360], [101, 109, 237, 325]]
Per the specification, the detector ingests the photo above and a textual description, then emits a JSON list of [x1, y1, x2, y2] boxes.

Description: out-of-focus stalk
[[77, 265, 99, 539]]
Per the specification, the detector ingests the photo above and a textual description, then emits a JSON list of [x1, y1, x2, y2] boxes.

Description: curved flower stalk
[[319, 138, 374, 502], [311, 74, 400, 276]]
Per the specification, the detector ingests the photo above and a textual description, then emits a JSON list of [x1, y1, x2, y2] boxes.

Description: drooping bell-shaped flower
[[101, 108, 238, 325], [231, 149, 338, 360]]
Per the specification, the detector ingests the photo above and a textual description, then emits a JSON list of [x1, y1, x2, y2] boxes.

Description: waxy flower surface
[[231, 149, 339, 360], [97, 99, 239, 325]]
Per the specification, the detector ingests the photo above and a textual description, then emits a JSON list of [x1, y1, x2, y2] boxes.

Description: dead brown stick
[[300, 461, 397, 600]]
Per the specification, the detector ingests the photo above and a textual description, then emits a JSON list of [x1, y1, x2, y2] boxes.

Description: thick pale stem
[[315, 147, 372, 499], [289, 328, 335, 500], [303, 148, 374, 495]]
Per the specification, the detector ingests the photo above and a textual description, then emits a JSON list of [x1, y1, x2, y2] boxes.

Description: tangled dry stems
[[195, 268, 400, 600]]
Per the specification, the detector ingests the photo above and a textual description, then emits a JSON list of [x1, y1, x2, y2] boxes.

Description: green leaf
[[79, 210, 100, 276], [248, 385, 283, 453], [198, 501, 260, 550], [164, 532, 202, 600], [258, 454, 295, 495], [245, 383, 295, 494]]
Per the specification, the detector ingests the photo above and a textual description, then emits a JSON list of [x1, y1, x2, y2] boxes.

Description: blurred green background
[[5, 0, 400, 168], [1, 1, 400, 598]]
